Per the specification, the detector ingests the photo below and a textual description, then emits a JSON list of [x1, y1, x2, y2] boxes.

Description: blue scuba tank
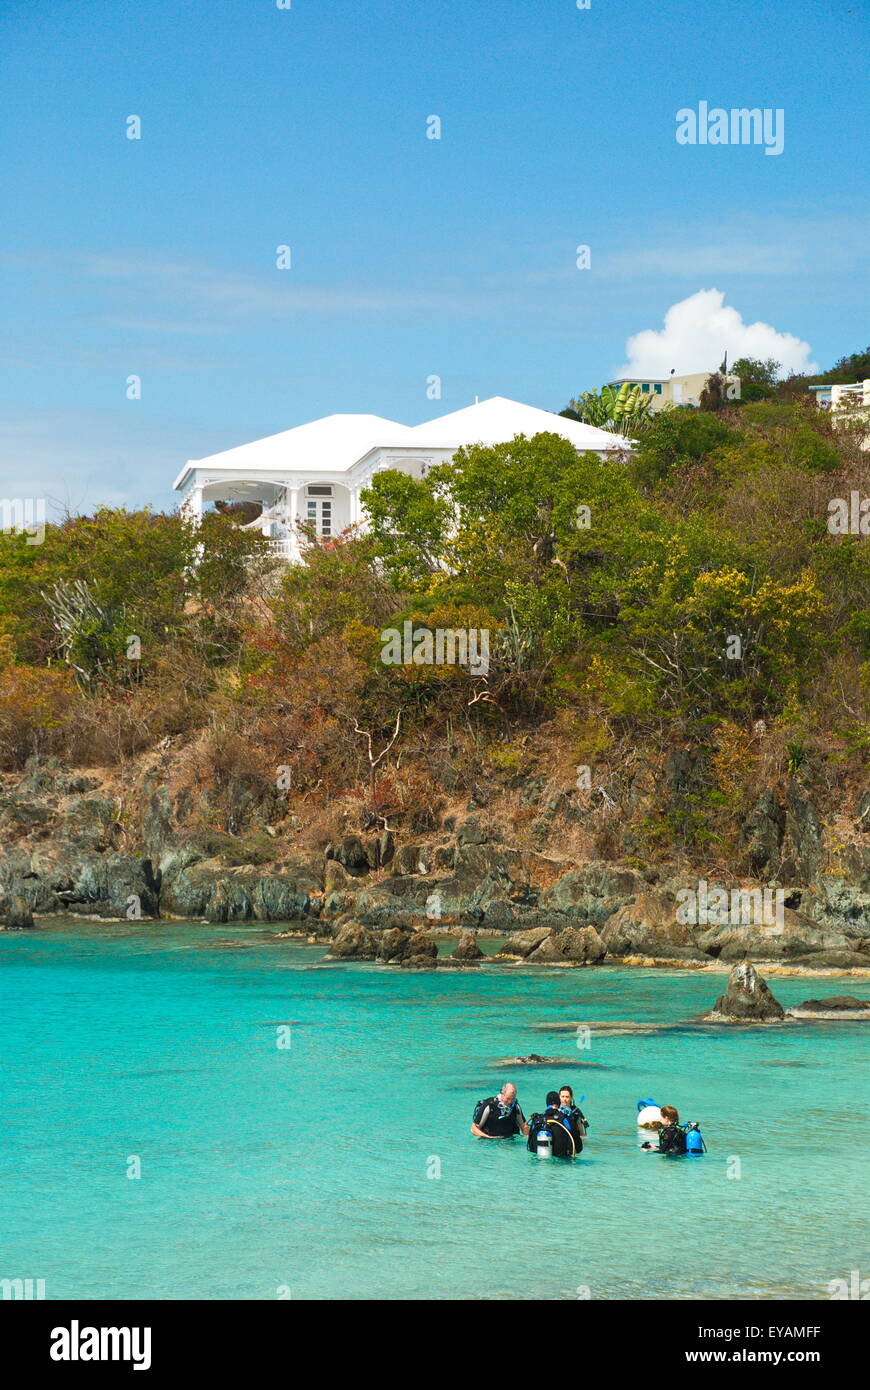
[[684, 1122, 706, 1154]]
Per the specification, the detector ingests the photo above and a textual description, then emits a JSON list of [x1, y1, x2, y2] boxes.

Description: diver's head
[[499, 1083, 517, 1106], [660, 1105, 680, 1125], [545, 1090, 560, 1109], [559, 1086, 574, 1107]]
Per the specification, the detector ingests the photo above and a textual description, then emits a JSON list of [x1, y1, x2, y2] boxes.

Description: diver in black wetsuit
[[642, 1104, 687, 1154], [527, 1091, 581, 1157], [558, 1084, 588, 1141], [471, 1083, 530, 1139]]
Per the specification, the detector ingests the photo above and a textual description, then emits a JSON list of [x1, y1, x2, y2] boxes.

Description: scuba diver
[[527, 1091, 582, 1158], [558, 1085, 588, 1140], [640, 1104, 706, 1155], [651, 1105, 687, 1154], [471, 1082, 530, 1139]]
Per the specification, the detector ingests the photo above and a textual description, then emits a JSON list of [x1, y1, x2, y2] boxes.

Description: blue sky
[[1, 0, 867, 514]]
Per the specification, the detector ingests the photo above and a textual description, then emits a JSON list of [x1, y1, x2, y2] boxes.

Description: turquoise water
[[1, 919, 868, 1301]]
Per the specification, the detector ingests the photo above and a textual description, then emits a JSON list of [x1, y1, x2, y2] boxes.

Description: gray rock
[[0, 800, 57, 836], [538, 865, 645, 928], [251, 876, 311, 923], [495, 927, 553, 958], [327, 920, 377, 959], [778, 781, 824, 884], [790, 995, 870, 1014], [407, 930, 438, 959], [51, 853, 161, 919], [353, 885, 422, 929], [4, 893, 34, 929], [390, 844, 430, 876], [703, 962, 786, 1022], [400, 952, 438, 969], [451, 930, 484, 961], [787, 950, 870, 968], [376, 927, 413, 962], [741, 788, 784, 877], [697, 906, 856, 962], [432, 843, 456, 872], [206, 878, 252, 923], [799, 877, 870, 937], [456, 815, 487, 845], [56, 798, 120, 853], [494, 1054, 561, 1066], [324, 860, 350, 893], [327, 836, 370, 877], [142, 786, 175, 859], [527, 925, 606, 964], [600, 891, 707, 961]]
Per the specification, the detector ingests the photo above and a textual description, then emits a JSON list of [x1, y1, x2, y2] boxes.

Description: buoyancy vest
[[473, 1095, 521, 1137], [527, 1109, 578, 1157], [563, 1104, 588, 1134], [658, 1123, 688, 1155]]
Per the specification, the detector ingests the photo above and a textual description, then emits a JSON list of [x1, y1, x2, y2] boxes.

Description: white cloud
[[617, 289, 817, 378]]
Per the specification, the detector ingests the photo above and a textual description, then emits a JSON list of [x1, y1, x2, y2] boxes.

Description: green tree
[[562, 381, 655, 437], [360, 471, 452, 590], [271, 530, 396, 654], [731, 357, 782, 394], [630, 409, 737, 487]]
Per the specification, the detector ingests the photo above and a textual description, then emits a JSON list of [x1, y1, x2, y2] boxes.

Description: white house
[[173, 396, 631, 560], [808, 379, 870, 453]]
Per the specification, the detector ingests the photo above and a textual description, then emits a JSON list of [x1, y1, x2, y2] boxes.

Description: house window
[[641, 383, 649, 393], [654, 383, 663, 394]]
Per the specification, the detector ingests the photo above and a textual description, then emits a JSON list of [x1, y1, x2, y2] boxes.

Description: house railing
[[268, 536, 297, 559]]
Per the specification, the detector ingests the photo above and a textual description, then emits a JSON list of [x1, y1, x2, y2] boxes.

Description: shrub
[[0, 664, 79, 768]]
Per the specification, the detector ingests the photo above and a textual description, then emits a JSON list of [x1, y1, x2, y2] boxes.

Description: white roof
[[408, 396, 630, 451], [174, 413, 416, 489], [175, 397, 629, 490]]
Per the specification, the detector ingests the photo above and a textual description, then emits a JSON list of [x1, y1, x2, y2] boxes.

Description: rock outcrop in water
[[451, 930, 484, 961], [526, 925, 607, 964], [787, 995, 870, 1019], [494, 1054, 564, 1066], [327, 920, 378, 959], [701, 962, 786, 1023], [324, 919, 440, 967]]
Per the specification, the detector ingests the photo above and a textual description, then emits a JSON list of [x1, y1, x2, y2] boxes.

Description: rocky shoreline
[[3, 757, 870, 976]]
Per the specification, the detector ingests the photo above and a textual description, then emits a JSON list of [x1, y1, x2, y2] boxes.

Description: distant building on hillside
[[808, 379, 870, 416], [608, 371, 741, 411], [173, 396, 631, 561], [808, 378, 870, 450]]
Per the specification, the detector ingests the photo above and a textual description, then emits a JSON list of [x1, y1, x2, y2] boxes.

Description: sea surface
[[1, 919, 868, 1300]]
